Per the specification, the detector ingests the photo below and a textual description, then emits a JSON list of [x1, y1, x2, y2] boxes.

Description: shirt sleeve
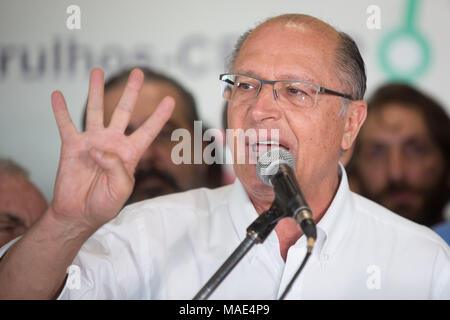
[[57, 210, 152, 300]]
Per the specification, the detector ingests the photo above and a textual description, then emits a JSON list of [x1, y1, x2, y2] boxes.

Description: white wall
[[1, 0, 449, 201]]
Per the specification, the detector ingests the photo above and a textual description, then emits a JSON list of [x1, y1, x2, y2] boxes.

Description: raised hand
[[49, 68, 175, 231]]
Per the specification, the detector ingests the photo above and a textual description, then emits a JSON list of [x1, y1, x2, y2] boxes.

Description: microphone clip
[[246, 202, 284, 243]]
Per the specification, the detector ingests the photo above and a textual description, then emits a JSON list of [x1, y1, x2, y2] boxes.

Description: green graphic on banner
[[378, 0, 431, 81]]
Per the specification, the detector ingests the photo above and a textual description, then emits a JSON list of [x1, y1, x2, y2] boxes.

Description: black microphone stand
[[193, 202, 284, 300]]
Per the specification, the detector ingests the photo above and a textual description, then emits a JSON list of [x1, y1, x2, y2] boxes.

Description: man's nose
[[249, 84, 282, 123], [387, 149, 404, 182]]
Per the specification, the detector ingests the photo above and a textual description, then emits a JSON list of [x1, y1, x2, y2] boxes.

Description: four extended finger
[[108, 68, 144, 133], [129, 96, 175, 154], [85, 68, 105, 131], [51, 91, 77, 140]]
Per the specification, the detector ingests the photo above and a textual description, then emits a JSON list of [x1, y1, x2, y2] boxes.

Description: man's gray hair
[[335, 31, 366, 101]]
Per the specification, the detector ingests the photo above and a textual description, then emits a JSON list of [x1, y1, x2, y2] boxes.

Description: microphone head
[[256, 148, 296, 186]]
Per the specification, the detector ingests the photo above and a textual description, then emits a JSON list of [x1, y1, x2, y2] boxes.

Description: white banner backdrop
[[1, 0, 449, 201]]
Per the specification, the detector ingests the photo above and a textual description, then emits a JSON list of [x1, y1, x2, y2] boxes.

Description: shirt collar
[[228, 178, 260, 242], [227, 163, 354, 258], [315, 163, 355, 258]]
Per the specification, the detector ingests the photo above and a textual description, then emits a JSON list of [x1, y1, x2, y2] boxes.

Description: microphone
[[256, 148, 317, 251]]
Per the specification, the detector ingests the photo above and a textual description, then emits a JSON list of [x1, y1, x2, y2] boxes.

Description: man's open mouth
[[250, 140, 290, 153]]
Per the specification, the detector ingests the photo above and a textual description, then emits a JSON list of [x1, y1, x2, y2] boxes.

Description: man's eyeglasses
[[219, 73, 354, 109]]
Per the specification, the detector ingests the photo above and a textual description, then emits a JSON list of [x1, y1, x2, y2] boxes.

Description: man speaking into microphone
[[0, 14, 449, 299]]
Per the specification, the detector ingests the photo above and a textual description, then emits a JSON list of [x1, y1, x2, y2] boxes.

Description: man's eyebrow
[[0, 212, 25, 226], [234, 70, 316, 83], [277, 73, 316, 83], [361, 138, 387, 145], [403, 135, 432, 146]]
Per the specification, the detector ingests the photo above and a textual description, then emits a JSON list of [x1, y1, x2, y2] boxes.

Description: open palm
[[50, 68, 175, 230]]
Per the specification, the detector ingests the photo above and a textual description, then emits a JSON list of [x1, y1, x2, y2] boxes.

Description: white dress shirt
[[1, 165, 449, 299]]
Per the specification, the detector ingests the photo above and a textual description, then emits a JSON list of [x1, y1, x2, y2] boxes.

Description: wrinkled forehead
[[234, 19, 340, 82]]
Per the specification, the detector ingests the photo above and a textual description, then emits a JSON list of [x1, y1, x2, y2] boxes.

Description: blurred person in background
[[83, 67, 224, 205], [348, 84, 450, 240], [0, 159, 47, 247]]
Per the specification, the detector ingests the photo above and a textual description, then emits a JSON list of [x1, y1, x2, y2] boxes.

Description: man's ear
[[341, 100, 367, 151]]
